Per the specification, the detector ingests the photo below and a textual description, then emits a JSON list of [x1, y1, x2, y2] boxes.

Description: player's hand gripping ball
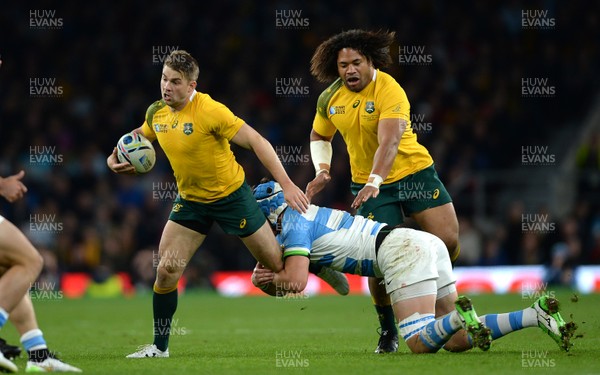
[[116, 132, 156, 173]]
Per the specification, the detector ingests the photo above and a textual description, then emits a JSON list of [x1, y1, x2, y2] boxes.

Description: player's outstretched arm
[[231, 123, 309, 213], [0, 170, 28, 202]]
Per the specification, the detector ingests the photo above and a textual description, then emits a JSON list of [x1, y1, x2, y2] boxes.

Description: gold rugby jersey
[[142, 91, 246, 203], [313, 70, 433, 184]]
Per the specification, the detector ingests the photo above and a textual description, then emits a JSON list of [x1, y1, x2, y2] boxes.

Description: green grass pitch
[[2, 290, 598, 374]]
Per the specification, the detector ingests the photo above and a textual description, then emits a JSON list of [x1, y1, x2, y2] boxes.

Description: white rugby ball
[[116, 132, 156, 174]]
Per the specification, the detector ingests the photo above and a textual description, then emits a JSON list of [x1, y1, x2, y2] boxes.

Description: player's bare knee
[[30, 251, 44, 277], [17, 248, 44, 280], [155, 263, 182, 286], [409, 344, 430, 354], [404, 337, 430, 354]]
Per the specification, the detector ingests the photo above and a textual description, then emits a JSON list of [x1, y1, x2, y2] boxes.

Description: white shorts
[[377, 228, 456, 296]]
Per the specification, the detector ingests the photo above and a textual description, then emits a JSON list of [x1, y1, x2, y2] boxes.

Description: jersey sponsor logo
[[329, 105, 345, 115], [433, 189, 440, 199], [240, 218, 247, 229], [154, 124, 168, 133], [352, 100, 361, 108], [183, 123, 193, 135], [367, 212, 375, 220], [365, 101, 375, 114], [172, 120, 178, 129], [392, 104, 401, 113], [172, 203, 183, 212]]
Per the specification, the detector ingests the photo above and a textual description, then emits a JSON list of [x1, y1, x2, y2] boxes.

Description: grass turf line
[[0, 290, 596, 375]]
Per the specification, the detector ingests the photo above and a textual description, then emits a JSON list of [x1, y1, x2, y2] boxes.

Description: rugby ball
[[116, 132, 156, 174]]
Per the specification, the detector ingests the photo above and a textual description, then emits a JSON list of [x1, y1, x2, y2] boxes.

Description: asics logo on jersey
[[352, 100, 361, 108], [240, 218, 247, 229], [172, 203, 183, 212], [433, 189, 440, 199]]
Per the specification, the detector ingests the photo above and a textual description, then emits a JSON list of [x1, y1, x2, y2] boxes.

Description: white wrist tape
[[310, 140, 332, 175], [365, 174, 383, 189]]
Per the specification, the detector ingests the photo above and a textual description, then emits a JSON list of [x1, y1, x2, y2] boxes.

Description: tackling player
[[306, 29, 460, 353], [251, 181, 577, 353], [107, 50, 310, 358]]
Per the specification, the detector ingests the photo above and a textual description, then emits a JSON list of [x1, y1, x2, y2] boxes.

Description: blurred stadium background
[[0, 1, 599, 297]]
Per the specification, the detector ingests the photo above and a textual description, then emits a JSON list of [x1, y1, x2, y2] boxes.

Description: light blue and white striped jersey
[[277, 205, 387, 277]]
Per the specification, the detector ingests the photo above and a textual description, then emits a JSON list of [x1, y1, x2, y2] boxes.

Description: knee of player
[[156, 261, 184, 279], [30, 251, 44, 275], [408, 343, 431, 354]]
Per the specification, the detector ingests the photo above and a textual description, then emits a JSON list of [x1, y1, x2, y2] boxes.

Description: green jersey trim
[[145, 99, 167, 128], [316, 78, 343, 119], [283, 248, 310, 258]]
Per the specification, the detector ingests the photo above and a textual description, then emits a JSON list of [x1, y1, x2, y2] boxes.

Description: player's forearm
[[370, 142, 399, 181], [272, 273, 304, 293], [252, 136, 295, 188], [370, 119, 406, 181], [310, 130, 333, 175]]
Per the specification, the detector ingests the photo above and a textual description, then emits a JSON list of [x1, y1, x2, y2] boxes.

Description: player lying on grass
[[250, 181, 578, 353]]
